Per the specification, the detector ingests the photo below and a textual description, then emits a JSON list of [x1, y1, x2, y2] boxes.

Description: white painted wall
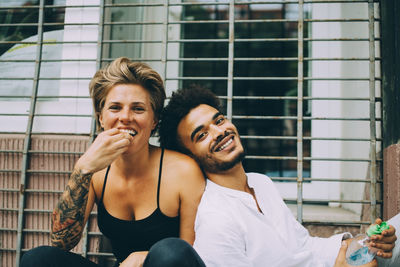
[[310, 3, 376, 215]]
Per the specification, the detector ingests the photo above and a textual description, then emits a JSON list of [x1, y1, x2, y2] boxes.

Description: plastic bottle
[[345, 221, 390, 266]]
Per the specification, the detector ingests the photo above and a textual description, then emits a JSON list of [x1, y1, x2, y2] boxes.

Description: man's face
[[177, 104, 245, 173]]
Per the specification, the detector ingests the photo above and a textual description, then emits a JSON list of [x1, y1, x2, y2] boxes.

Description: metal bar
[[15, 0, 44, 265], [162, 0, 170, 84], [0, 0, 374, 10], [368, 0, 377, 222], [284, 198, 382, 204], [82, 0, 105, 259], [1, 114, 381, 121], [230, 96, 382, 101], [150, 57, 381, 61], [0, 95, 90, 99], [269, 177, 383, 183], [296, 0, 305, 224], [226, 0, 234, 120], [302, 178, 380, 183], [0, 95, 382, 101], [241, 136, 382, 141], [0, 40, 98, 44], [232, 115, 380, 121], [166, 77, 379, 81], [245, 155, 378, 162], [0, 77, 92, 80], [0, 114, 92, 117], [15, 37, 375, 44]]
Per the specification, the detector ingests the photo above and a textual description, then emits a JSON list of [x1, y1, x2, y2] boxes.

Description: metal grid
[[0, 0, 382, 266]]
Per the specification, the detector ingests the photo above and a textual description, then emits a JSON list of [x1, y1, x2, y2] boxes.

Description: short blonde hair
[[89, 57, 166, 134]]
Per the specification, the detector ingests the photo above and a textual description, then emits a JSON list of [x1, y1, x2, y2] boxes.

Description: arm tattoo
[[51, 168, 93, 250]]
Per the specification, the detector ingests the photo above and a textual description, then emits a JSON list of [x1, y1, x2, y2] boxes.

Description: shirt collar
[[206, 177, 254, 200]]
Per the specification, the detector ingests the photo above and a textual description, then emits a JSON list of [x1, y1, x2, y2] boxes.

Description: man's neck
[[205, 163, 249, 192]]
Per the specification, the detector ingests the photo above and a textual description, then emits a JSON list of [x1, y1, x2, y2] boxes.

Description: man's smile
[[213, 134, 235, 152]]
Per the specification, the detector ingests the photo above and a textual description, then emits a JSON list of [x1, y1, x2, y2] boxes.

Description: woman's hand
[[76, 128, 133, 174], [334, 241, 377, 267], [119, 251, 148, 267]]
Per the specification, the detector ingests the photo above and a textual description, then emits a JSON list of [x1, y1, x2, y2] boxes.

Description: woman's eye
[[109, 105, 120, 110], [133, 107, 145, 112]]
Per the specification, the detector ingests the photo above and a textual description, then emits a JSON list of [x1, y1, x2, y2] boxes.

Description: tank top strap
[[100, 165, 111, 204], [156, 148, 165, 208]]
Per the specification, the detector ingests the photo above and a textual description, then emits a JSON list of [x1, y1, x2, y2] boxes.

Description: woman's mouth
[[120, 129, 137, 137]]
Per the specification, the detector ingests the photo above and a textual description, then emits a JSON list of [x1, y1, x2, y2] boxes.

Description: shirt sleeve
[[288, 210, 350, 266], [193, 210, 254, 267]]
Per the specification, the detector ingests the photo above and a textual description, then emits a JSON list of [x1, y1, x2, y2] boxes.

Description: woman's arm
[[51, 128, 133, 250], [177, 158, 206, 245], [50, 169, 96, 250]]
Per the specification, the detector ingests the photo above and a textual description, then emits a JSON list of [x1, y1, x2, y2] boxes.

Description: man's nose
[[210, 124, 224, 140]]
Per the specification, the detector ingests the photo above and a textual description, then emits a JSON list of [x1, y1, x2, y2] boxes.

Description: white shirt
[[193, 173, 345, 267]]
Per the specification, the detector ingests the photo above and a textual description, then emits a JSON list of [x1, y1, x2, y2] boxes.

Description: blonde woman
[[21, 58, 206, 267]]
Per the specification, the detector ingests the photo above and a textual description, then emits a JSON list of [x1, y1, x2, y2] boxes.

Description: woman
[[21, 57, 206, 267]]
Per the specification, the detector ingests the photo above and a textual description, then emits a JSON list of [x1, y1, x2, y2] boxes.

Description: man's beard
[[196, 150, 245, 173], [193, 139, 245, 173]]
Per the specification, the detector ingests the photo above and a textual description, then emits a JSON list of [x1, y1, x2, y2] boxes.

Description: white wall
[[311, 3, 376, 215]]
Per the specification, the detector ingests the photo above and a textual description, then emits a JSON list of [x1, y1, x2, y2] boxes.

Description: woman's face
[[99, 83, 156, 151]]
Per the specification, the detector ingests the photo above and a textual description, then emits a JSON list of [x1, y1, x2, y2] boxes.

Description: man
[[159, 86, 399, 267]]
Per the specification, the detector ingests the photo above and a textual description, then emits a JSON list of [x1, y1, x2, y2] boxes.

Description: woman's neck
[[113, 144, 154, 179]]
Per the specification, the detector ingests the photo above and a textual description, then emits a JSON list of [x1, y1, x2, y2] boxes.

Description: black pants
[[20, 238, 206, 267]]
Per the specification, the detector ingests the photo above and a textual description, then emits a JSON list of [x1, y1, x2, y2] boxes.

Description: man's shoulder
[[196, 182, 236, 217], [246, 172, 274, 186]]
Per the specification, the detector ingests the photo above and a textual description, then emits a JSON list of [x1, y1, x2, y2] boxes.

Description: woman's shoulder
[[162, 148, 205, 184], [91, 168, 109, 200], [163, 148, 200, 170]]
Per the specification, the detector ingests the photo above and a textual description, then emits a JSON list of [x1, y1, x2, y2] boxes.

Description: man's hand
[[334, 241, 377, 267], [120, 251, 148, 267], [369, 218, 397, 258]]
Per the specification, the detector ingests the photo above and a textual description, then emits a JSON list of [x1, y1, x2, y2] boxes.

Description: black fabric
[[144, 238, 206, 267], [20, 239, 205, 267], [97, 148, 180, 263], [20, 246, 99, 267]]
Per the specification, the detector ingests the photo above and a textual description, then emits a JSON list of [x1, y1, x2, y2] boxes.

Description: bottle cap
[[366, 221, 390, 236]]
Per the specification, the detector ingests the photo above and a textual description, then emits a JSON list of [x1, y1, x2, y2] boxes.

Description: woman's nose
[[119, 107, 132, 122]]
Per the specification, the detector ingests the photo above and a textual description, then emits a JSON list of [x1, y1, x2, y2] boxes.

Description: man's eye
[[196, 132, 207, 141], [216, 117, 225, 124]]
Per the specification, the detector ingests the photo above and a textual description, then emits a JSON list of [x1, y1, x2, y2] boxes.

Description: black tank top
[[97, 148, 180, 263]]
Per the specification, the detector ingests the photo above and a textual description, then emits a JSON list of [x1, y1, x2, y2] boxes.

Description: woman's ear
[[152, 119, 158, 130], [99, 113, 104, 129]]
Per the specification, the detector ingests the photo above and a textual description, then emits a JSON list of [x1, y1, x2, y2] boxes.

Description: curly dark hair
[[159, 86, 221, 154]]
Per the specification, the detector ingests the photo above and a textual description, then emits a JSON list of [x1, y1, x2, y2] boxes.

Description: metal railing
[[0, 0, 382, 265]]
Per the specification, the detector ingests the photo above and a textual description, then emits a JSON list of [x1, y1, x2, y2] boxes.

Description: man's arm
[[50, 168, 95, 250]]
